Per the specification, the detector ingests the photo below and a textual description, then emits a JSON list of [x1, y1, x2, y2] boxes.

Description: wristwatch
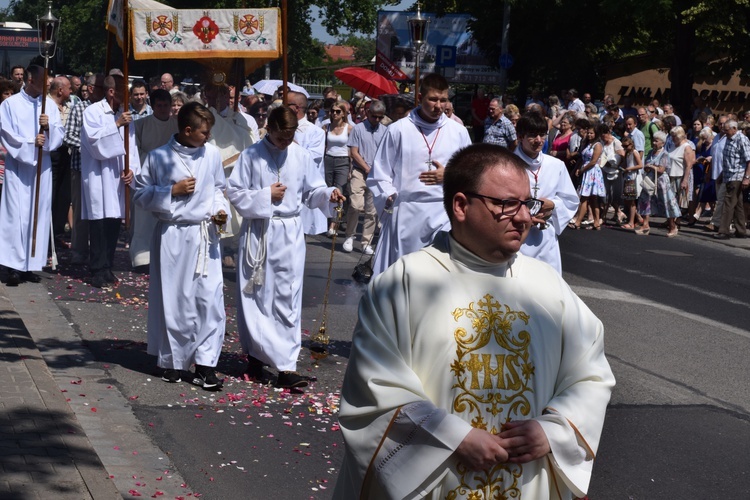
[[744, 175, 750, 180]]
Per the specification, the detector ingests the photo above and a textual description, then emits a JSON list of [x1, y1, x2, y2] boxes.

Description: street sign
[[499, 53, 514, 69], [435, 45, 456, 68]]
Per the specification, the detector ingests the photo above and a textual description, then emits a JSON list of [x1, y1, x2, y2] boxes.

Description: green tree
[[427, 0, 750, 116], [336, 34, 376, 64]]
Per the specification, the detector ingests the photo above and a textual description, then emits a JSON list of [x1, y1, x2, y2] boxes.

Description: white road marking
[[574, 257, 750, 308], [573, 286, 750, 340]]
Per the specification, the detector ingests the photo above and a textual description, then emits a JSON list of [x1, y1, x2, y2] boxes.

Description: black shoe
[[734, 233, 748, 239], [713, 233, 731, 240], [161, 369, 182, 383], [104, 269, 118, 283], [276, 371, 309, 389], [191, 365, 223, 391], [6, 270, 20, 286], [90, 273, 107, 288], [20, 271, 42, 283], [244, 356, 265, 381]]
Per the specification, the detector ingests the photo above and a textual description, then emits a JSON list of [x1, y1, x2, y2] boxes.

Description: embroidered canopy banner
[[107, 1, 281, 61], [131, 8, 280, 60]]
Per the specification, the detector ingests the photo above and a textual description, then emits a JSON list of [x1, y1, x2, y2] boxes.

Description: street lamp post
[[31, 1, 60, 257], [407, 3, 429, 103]]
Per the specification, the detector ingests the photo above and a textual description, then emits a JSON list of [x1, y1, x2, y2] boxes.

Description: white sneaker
[[362, 245, 374, 255], [327, 228, 337, 237], [342, 236, 354, 253]]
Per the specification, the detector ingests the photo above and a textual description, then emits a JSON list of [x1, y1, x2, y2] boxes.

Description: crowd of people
[[473, 88, 750, 239], [8, 63, 713, 498]]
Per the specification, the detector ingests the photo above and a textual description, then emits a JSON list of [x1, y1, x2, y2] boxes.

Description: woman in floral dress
[[636, 131, 681, 236], [570, 123, 606, 229]]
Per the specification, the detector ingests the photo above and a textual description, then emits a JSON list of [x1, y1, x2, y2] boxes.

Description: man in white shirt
[[80, 74, 139, 288]]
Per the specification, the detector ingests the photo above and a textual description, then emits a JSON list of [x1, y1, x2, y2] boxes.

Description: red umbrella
[[334, 67, 398, 98]]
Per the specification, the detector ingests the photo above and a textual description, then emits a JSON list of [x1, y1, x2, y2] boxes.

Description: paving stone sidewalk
[[0, 284, 120, 500]]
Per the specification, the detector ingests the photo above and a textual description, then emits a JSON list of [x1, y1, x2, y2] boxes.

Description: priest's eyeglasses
[[464, 192, 542, 217]]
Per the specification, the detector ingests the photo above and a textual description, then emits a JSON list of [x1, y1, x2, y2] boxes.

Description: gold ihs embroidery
[[447, 293, 534, 499]]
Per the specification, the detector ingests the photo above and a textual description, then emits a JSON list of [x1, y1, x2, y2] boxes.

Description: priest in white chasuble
[[335, 144, 614, 500]]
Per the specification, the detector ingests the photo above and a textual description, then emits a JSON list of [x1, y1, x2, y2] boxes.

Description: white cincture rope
[[195, 219, 210, 276], [243, 219, 268, 293]]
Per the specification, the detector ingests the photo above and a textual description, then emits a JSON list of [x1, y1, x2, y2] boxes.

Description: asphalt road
[[27, 223, 750, 499]]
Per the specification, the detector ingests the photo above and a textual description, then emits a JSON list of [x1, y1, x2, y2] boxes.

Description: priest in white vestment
[[289, 91, 328, 235], [0, 65, 64, 283], [203, 82, 254, 268], [133, 102, 229, 390], [226, 106, 345, 390], [513, 112, 579, 274], [80, 75, 140, 288], [367, 73, 472, 277], [335, 144, 614, 500], [130, 89, 179, 269]]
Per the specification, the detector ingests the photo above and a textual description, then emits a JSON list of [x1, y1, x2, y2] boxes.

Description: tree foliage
[[425, 0, 750, 112], [336, 34, 376, 64]]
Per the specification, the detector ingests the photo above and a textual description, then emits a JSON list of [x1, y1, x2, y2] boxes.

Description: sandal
[[620, 223, 635, 230], [567, 221, 580, 230], [634, 227, 650, 235]]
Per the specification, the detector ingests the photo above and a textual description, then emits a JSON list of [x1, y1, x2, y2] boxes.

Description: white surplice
[[334, 233, 615, 500], [130, 115, 178, 267], [295, 116, 328, 235], [226, 138, 336, 371], [368, 109, 472, 276], [80, 99, 140, 220], [208, 106, 254, 240], [0, 89, 64, 271], [133, 137, 229, 370], [514, 148, 579, 274]]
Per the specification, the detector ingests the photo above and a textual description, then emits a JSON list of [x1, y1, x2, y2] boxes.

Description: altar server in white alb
[[226, 106, 345, 390], [513, 111, 579, 274], [335, 144, 614, 499], [0, 65, 64, 285], [288, 90, 328, 235], [80, 74, 140, 288], [134, 102, 229, 391], [129, 88, 178, 269], [368, 73, 471, 276]]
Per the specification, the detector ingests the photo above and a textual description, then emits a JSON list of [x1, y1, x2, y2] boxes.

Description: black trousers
[[88, 218, 121, 274], [50, 147, 71, 237]]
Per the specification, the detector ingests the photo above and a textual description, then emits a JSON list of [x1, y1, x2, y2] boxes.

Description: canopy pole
[[282, 0, 288, 105], [122, 0, 130, 229]]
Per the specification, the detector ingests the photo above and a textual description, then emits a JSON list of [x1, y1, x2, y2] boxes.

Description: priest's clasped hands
[[455, 420, 551, 471]]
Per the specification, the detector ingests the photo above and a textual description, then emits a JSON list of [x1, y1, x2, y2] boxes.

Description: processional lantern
[[37, 1, 60, 61], [407, 3, 429, 100]]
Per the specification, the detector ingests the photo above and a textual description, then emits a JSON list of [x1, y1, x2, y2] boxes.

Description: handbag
[[641, 171, 656, 197]]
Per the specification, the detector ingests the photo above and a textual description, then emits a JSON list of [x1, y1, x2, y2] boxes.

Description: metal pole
[[122, 0, 130, 229], [282, 0, 288, 105], [414, 47, 420, 103], [498, 0, 511, 96]]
